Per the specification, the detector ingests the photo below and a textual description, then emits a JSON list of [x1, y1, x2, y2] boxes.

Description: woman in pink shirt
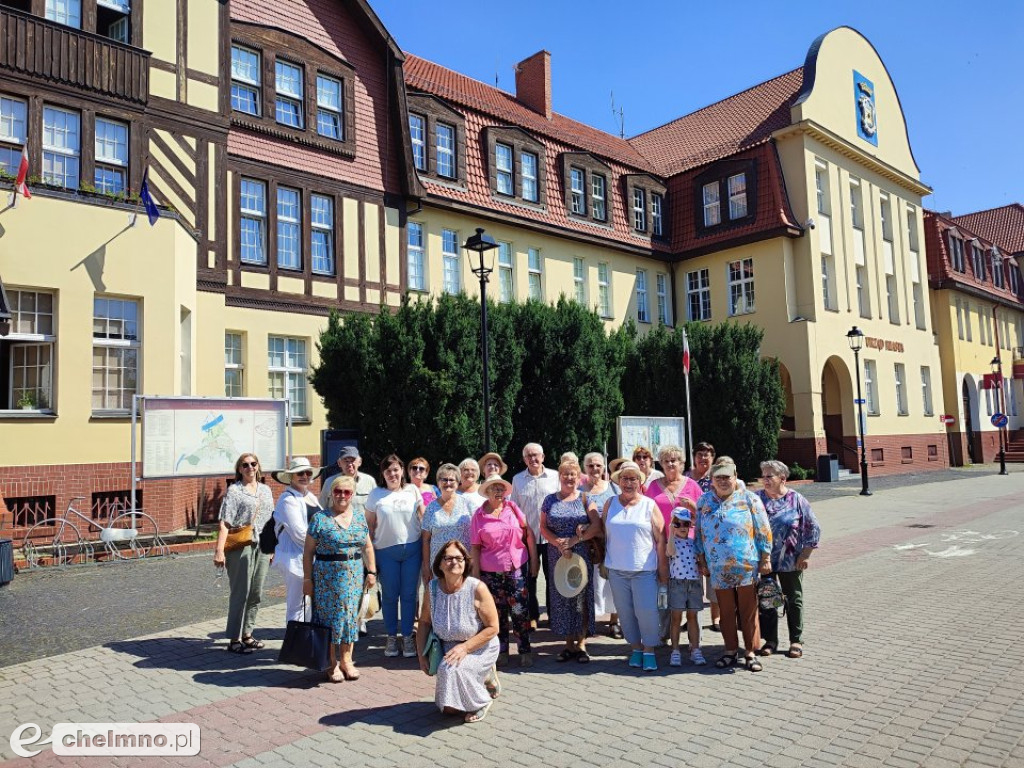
[[470, 474, 538, 668], [644, 445, 701, 526]]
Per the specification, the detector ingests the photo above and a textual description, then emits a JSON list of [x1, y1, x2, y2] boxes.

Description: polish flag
[[14, 145, 31, 199], [682, 330, 691, 376]]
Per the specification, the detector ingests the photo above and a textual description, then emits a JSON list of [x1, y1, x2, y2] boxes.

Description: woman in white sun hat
[[271, 456, 324, 624]]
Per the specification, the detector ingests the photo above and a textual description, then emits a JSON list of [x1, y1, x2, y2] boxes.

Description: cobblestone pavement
[[1, 468, 1022, 767]]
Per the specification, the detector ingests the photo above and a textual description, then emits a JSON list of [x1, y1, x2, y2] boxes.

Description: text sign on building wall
[[617, 416, 686, 460], [142, 397, 288, 479], [864, 337, 905, 353]]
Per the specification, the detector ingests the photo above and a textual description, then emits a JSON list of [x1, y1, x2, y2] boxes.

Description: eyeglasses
[[760, 475, 778, 481], [672, 520, 691, 528], [240, 462, 258, 469], [410, 466, 427, 473], [438, 477, 458, 484], [332, 489, 354, 496], [442, 556, 465, 564], [296, 470, 314, 478]]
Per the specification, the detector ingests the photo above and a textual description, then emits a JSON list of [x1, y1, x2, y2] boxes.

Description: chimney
[[515, 50, 552, 120]]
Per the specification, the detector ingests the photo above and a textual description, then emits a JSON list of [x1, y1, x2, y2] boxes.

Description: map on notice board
[[617, 415, 686, 460], [142, 397, 288, 478]]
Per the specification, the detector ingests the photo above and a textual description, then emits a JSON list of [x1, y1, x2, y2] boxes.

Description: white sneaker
[[690, 648, 707, 666], [384, 635, 400, 657], [669, 649, 682, 667], [402, 635, 417, 658]]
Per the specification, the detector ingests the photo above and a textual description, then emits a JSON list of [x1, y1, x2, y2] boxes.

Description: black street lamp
[[464, 227, 499, 453], [847, 326, 871, 496], [990, 356, 1008, 475]]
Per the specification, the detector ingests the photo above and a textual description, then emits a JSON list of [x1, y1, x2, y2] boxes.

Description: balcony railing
[[0, 7, 149, 104]]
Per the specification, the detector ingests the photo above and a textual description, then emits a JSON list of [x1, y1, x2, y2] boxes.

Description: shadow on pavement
[[319, 700, 464, 735]]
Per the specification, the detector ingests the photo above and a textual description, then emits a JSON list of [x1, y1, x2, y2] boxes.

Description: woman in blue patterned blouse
[[755, 460, 821, 659]]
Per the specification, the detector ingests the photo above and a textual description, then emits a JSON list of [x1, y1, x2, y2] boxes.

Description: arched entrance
[[779, 362, 795, 432], [962, 376, 979, 464], [821, 356, 856, 466]]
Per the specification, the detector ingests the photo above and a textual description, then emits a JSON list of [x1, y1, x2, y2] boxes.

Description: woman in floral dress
[[421, 463, 473, 583], [303, 475, 377, 683], [541, 459, 601, 662]]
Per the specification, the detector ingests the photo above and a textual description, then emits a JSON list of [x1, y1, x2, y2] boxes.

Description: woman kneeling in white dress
[[417, 539, 501, 723]]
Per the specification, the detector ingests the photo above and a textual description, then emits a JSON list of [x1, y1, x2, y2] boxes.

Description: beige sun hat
[[272, 456, 324, 484], [607, 457, 628, 476], [477, 452, 508, 476], [553, 552, 589, 598], [479, 473, 513, 497], [610, 460, 646, 486]]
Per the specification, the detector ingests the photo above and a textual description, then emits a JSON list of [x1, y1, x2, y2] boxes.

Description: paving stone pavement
[[1, 468, 1023, 767]]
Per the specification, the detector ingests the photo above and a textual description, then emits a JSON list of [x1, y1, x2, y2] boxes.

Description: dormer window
[[275, 61, 304, 129], [947, 232, 965, 272], [563, 152, 614, 225], [695, 160, 756, 235], [970, 241, 985, 280], [316, 75, 343, 140], [728, 173, 747, 219], [633, 188, 647, 231], [484, 126, 546, 204], [45, 0, 81, 28], [522, 152, 539, 202], [570, 168, 585, 214], [624, 173, 668, 238], [591, 174, 606, 221], [231, 46, 261, 116], [436, 123, 456, 178], [992, 248, 1004, 289], [496, 142, 514, 195]]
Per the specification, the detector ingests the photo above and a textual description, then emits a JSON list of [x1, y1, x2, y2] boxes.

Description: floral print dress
[[541, 493, 596, 637], [755, 489, 820, 572], [308, 509, 368, 644], [694, 489, 772, 590]]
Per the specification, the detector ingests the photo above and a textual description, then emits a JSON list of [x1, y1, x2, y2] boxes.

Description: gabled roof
[[404, 54, 656, 173], [628, 69, 804, 177], [952, 204, 1024, 254]]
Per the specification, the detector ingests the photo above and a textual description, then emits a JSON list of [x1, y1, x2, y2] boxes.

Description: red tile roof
[[924, 209, 1024, 302], [628, 69, 804, 177], [951, 204, 1024, 254]]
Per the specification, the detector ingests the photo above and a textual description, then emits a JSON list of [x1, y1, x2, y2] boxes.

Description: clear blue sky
[[376, 0, 1023, 217]]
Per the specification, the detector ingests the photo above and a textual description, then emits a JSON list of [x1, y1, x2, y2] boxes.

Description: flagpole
[[683, 328, 694, 469]]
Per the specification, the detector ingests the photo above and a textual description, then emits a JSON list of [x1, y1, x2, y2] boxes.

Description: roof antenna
[[610, 91, 625, 138], [495, 56, 499, 88]]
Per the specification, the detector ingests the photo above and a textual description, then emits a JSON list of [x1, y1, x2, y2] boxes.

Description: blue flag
[[140, 170, 160, 226]]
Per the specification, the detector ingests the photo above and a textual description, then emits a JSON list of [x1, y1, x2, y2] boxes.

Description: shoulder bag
[[223, 524, 253, 552], [423, 580, 443, 676], [278, 596, 333, 671]]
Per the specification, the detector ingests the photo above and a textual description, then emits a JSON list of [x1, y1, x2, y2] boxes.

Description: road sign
[[991, 413, 1008, 428], [854, 398, 866, 405], [939, 414, 955, 425]]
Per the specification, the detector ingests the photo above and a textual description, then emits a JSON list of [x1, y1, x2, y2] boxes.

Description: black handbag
[[278, 597, 333, 671], [756, 576, 786, 616], [259, 517, 279, 555]]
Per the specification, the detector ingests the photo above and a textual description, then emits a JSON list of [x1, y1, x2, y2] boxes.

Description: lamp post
[[847, 326, 871, 496], [991, 356, 1008, 475], [464, 227, 499, 453]]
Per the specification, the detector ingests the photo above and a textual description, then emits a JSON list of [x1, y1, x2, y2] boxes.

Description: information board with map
[[141, 397, 288, 478], [617, 415, 686, 460]]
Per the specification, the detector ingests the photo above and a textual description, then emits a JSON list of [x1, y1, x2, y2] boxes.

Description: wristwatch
[[365, 570, 376, 576]]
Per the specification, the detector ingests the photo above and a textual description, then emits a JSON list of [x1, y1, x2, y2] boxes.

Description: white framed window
[[597, 262, 611, 317], [633, 188, 647, 231], [728, 258, 755, 316], [495, 143, 513, 196], [498, 242, 514, 303], [822, 254, 837, 310], [268, 336, 307, 420], [879, 194, 893, 242], [573, 257, 586, 305], [702, 182, 720, 226], [570, 167, 585, 214], [276, 186, 301, 270], [275, 60, 304, 128], [92, 296, 139, 412], [94, 117, 128, 194], [686, 268, 711, 322], [230, 46, 261, 116], [907, 207, 919, 252], [225, 332, 244, 397], [410, 114, 426, 171], [894, 363, 908, 415], [849, 178, 863, 229], [913, 283, 925, 330], [815, 161, 830, 214], [527, 248, 542, 300], [1009, 261, 1020, 295], [311, 194, 334, 275], [442, 228, 461, 295], [635, 269, 649, 323], [407, 222, 425, 291], [864, 359, 878, 415], [948, 233, 965, 272], [992, 249, 1004, 289], [652, 193, 664, 237], [955, 298, 964, 340], [727, 173, 747, 219], [521, 151, 538, 202], [920, 366, 933, 416], [106, 14, 129, 44], [856, 264, 870, 318], [886, 274, 899, 324], [0, 96, 27, 177], [3, 290, 55, 411], [984, 386, 992, 417], [436, 123, 455, 178], [316, 75, 343, 140], [656, 273, 670, 325], [591, 173, 606, 221], [971, 243, 986, 281], [240, 178, 267, 265], [42, 106, 80, 189], [46, 0, 81, 27], [965, 300, 973, 342]]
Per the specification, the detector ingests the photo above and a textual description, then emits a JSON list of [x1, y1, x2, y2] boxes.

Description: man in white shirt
[[319, 445, 377, 512], [510, 442, 559, 624]]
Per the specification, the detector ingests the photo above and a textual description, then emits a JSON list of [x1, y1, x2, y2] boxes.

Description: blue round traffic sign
[[991, 413, 1008, 428]]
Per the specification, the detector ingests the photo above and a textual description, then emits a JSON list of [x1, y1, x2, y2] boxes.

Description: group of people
[[212, 440, 821, 724]]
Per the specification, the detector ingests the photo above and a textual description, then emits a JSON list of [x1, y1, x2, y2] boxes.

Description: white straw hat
[[553, 553, 589, 598]]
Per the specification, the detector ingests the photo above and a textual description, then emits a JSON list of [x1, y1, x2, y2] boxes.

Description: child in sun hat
[[665, 506, 705, 666]]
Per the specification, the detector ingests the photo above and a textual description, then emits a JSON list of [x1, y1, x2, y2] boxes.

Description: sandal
[[241, 636, 265, 650], [576, 650, 591, 664], [556, 649, 578, 662], [715, 653, 737, 669], [227, 640, 252, 654], [786, 645, 803, 658], [745, 655, 763, 672], [610, 624, 623, 639], [758, 643, 776, 657], [465, 701, 492, 723]]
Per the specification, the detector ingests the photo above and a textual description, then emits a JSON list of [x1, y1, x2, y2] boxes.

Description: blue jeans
[[607, 568, 660, 649], [376, 541, 422, 636]]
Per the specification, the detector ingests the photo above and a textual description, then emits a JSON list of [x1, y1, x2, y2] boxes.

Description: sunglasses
[[295, 470, 314, 478], [442, 556, 465, 564], [332, 488, 354, 496], [410, 466, 427, 472], [240, 462, 258, 469]]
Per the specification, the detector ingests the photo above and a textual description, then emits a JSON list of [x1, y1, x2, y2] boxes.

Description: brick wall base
[[0, 455, 322, 545], [777, 432, 952, 478]]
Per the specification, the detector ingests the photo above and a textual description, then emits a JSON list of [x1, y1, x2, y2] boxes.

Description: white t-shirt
[[458, 489, 487, 514], [365, 485, 421, 549]]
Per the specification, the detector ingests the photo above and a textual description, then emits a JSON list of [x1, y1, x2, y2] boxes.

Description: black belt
[[316, 552, 361, 562]]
